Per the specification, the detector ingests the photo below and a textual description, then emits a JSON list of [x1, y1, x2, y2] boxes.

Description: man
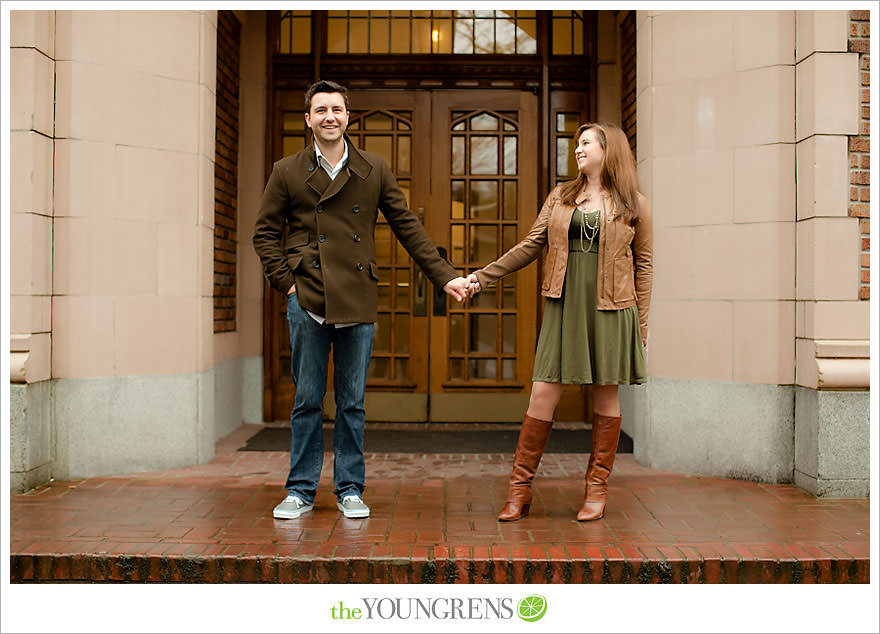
[[253, 80, 469, 520]]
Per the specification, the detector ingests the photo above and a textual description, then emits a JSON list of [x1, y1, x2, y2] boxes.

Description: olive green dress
[[532, 209, 646, 385]]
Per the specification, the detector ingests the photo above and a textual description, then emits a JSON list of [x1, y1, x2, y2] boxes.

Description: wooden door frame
[[262, 10, 599, 422]]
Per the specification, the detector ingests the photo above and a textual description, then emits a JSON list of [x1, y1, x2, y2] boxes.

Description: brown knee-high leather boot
[[577, 413, 622, 521], [497, 414, 553, 521]]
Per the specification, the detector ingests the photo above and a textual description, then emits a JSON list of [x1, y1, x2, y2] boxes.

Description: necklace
[[578, 196, 604, 252]]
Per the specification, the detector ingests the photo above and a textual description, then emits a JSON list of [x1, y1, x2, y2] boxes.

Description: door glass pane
[[370, 19, 389, 53], [395, 313, 409, 353], [374, 313, 390, 352], [365, 135, 393, 164], [398, 180, 410, 207], [502, 314, 516, 353], [398, 136, 411, 175], [434, 18, 453, 53], [503, 136, 517, 174], [395, 358, 409, 382], [449, 313, 465, 353], [470, 358, 496, 379], [472, 285, 496, 308], [451, 136, 465, 174], [553, 17, 572, 55], [396, 269, 410, 308], [350, 18, 368, 53], [502, 359, 515, 380], [496, 17, 515, 54], [391, 19, 410, 53], [412, 18, 430, 53], [470, 181, 498, 220], [368, 357, 390, 380], [451, 224, 465, 262], [470, 225, 497, 265], [470, 137, 498, 174], [471, 113, 498, 130], [517, 18, 537, 54], [365, 112, 393, 130], [474, 18, 494, 53], [502, 225, 517, 251], [557, 137, 575, 178], [283, 136, 305, 157], [328, 18, 347, 52], [470, 314, 497, 353], [283, 112, 305, 131], [451, 180, 465, 218], [449, 358, 465, 380], [377, 267, 391, 306], [557, 112, 580, 133], [375, 225, 392, 260], [503, 181, 517, 219], [502, 278, 516, 309], [454, 18, 474, 53]]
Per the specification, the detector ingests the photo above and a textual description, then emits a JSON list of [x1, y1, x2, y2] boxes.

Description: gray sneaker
[[337, 494, 370, 519], [273, 494, 313, 519]]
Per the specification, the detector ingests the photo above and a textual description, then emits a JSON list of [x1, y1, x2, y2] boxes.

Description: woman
[[466, 122, 653, 522]]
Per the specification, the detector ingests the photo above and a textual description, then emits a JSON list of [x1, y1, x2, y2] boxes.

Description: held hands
[[465, 273, 481, 298], [443, 277, 470, 303], [442, 274, 482, 304]]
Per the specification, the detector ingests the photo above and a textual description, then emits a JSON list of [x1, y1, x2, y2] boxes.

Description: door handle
[[433, 246, 448, 317]]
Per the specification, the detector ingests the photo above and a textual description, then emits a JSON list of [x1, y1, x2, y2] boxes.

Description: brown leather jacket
[[473, 185, 653, 339]]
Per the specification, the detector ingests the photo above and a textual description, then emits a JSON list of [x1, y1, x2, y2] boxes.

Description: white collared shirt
[[303, 141, 357, 328], [314, 141, 349, 181]]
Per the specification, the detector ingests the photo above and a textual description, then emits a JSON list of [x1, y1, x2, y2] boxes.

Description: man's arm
[[376, 161, 466, 297], [252, 163, 296, 294]]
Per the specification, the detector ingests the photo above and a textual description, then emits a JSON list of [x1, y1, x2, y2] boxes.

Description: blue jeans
[[284, 292, 375, 504]]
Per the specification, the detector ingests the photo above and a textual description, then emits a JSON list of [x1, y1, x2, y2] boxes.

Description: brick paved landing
[[9, 424, 870, 583]]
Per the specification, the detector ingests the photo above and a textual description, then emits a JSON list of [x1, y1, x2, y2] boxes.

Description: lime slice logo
[[517, 595, 547, 622]]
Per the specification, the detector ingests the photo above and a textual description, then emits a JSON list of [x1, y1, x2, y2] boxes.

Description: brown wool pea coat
[[474, 184, 653, 339], [253, 136, 458, 324]]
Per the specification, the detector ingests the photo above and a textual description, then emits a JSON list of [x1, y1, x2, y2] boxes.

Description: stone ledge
[[9, 550, 870, 584]]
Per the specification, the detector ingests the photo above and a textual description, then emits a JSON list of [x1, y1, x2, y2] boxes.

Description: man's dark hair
[[305, 80, 350, 112]]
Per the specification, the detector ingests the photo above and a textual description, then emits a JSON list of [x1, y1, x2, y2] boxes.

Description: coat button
[[316, 204, 323, 213], [352, 204, 360, 213], [312, 259, 320, 269], [318, 234, 326, 243], [353, 234, 360, 242], [356, 263, 364, 271], [308, 164, 315, 172]]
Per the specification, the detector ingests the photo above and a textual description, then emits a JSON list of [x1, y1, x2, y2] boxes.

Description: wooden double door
[[265, 89, 540, 422]]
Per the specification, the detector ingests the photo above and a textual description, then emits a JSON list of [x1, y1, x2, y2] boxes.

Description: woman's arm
[[471, 189, 558, 292], [632, 193, 653, 342]]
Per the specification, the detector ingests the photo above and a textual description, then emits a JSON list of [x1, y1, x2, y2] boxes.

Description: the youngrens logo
[[329, 595, 547, 621]]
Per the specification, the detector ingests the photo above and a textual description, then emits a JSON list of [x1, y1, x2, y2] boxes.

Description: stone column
[[9, 10, 56, 493], [50, 10, 219, 479], [793, 10, 869, 496], [627, 10, 797, 483]]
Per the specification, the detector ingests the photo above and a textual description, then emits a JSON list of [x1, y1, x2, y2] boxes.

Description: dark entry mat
[[239, 427, 633, 454]]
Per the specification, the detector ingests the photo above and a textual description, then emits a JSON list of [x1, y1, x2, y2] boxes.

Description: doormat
[[239, 427, 633, 454]]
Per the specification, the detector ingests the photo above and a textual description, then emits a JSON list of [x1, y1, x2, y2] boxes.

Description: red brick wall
[[619, 10, 636, 154], [849, 10, 869, 301], [214, 11, 241, 332]]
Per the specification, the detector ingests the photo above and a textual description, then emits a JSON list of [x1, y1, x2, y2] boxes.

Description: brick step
[[10, 550, 869, 583]]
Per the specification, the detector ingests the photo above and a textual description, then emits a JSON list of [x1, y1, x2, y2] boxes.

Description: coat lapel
[[305, 136, 374, 202], [318, 168, 350, 203], [305, 147, 330, 196]]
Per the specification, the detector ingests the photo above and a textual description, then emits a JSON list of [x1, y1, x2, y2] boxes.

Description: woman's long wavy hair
[[557, 122, 641, 226]]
